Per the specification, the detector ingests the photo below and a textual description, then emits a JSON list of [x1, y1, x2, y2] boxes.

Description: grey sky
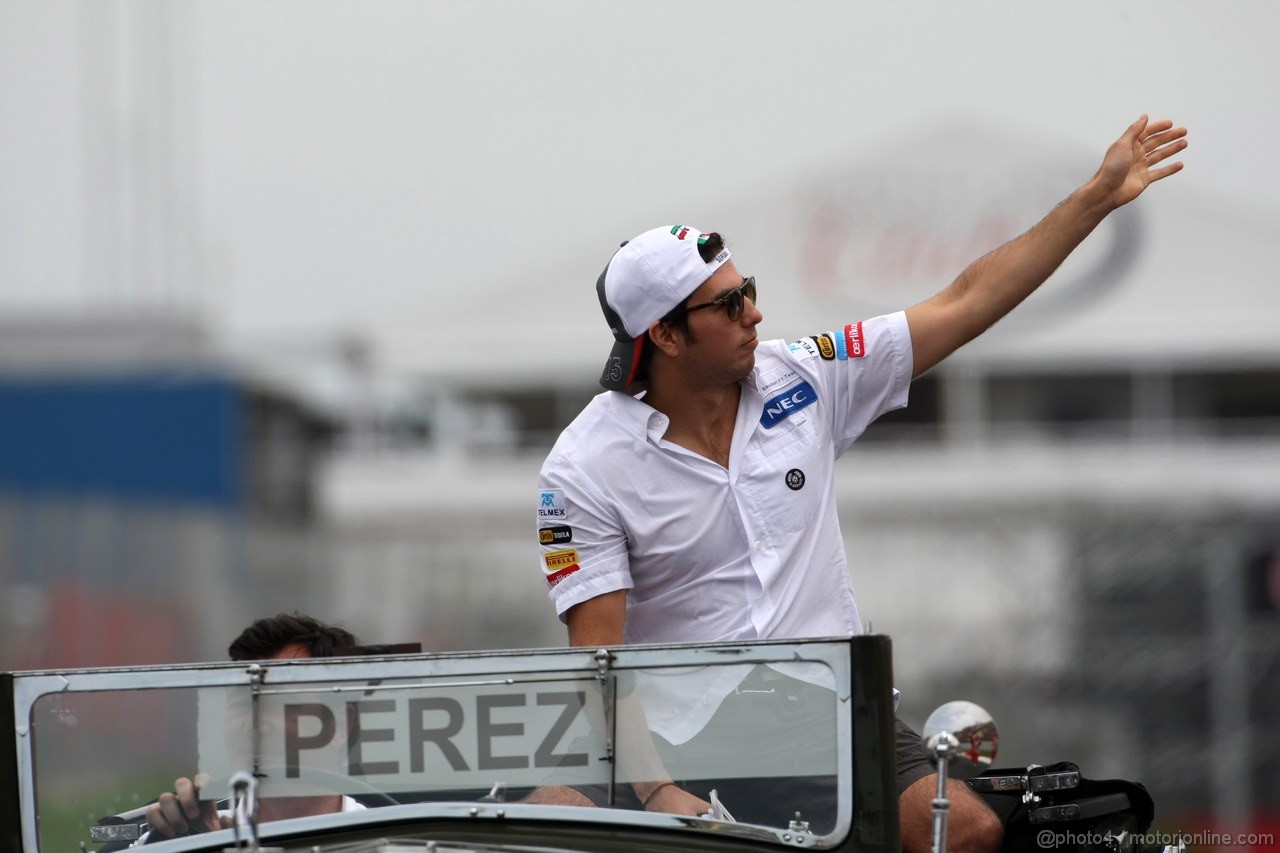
[[1, 1, 1276, 375]]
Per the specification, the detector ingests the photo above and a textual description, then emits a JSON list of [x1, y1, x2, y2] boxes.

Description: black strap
[[1028, 792, 1133, 824], [968, 770, 1080, 794]]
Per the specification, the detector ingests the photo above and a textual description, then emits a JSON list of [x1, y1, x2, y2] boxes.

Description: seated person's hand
[[145, 774, 230, 839]]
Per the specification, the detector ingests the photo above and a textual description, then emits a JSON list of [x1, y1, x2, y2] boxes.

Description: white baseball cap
[[596, 225, 731, 392]]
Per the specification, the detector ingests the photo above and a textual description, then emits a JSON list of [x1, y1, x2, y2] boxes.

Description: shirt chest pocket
[[746, 412, 828, 537]]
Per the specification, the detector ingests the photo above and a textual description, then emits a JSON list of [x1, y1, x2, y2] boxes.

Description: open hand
[[1095, 114, 1187, 208]]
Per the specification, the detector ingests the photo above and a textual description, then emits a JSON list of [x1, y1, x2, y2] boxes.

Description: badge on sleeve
[[537, 489, 567, 520], [828, 322, 868, 360], [539, 525, 573, 545], [843, 322, 867, 358], [787, 338, 820, 360], [542, 548, 581, 587]]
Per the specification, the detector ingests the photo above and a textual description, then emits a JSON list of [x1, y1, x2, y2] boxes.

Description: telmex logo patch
[[543, 548, 580, 587], [788, 338, 819, 360], [760, 380, 817, 429], [537, 490, 567, 519]]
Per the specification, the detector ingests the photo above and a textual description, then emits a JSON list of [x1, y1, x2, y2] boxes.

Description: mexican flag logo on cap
[[670, 225, 709, 245]]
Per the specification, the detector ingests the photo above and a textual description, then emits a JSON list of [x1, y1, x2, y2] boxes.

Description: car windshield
[[4, 637, 894, 852]]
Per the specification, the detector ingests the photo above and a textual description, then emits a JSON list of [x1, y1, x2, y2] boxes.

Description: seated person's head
[[142, 613, 363, 842], [227, 612, 357, 662]]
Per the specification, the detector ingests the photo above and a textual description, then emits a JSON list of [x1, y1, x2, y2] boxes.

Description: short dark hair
[[227, 612, 358, 661], [634, 231, 726, 383]]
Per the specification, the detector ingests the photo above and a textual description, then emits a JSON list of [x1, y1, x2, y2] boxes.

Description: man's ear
[[648, 321, 683, 358]]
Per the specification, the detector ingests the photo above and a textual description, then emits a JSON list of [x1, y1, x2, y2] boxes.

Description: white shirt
[[536, 311, 912, 645]]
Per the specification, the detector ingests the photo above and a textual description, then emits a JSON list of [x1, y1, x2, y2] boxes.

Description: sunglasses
[[684, 277, 757, 322]]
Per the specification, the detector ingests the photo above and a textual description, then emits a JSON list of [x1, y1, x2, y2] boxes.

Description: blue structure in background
[[0, 374, 243, 509], [0, 364, 331, 667]]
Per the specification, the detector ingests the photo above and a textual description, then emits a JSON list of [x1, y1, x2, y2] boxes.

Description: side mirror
[[921, 700, 999, 780]]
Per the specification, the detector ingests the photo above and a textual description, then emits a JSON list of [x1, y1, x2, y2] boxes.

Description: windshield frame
[[3, 635, 899, 853]]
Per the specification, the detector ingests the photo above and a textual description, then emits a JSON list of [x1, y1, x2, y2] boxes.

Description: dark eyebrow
[[709, 279, 748, 299]]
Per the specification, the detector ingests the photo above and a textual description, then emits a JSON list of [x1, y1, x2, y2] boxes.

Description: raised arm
[[905, 115, 1187, 378]]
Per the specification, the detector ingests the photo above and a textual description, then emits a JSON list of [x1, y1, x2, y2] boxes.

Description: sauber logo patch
[[760, 380, 817, 429], [815, 334, 836, 360], [542, 548, 581, 587], [758, 367, 800, 396], [537, 490, 566, 519], [844, 322, 867, 359]]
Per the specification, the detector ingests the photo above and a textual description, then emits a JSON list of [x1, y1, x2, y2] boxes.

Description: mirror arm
[[927, 731, 960, 853]]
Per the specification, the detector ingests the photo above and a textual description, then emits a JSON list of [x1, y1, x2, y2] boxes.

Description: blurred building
[[0, 315, 335, 668]]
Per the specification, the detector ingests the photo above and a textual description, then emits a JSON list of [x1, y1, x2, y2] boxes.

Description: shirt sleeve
[[536, 453, 634, 623], [783, 311, 913, 456]]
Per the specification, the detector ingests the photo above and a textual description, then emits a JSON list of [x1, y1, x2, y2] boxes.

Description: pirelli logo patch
[[542, 548, 580, 587]]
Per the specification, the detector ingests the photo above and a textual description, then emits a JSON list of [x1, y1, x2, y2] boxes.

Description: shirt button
[[753, 540, 762, 550]]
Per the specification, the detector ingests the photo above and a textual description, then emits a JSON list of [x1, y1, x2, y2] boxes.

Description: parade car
[[2, 636, 899, 852]]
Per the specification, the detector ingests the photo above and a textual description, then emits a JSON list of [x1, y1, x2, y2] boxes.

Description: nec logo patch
[[760, 380, 817, 429]]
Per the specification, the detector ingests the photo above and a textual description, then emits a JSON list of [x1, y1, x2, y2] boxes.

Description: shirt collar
[[607, 359, 769, 444], [606, 390, 671, 443]]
